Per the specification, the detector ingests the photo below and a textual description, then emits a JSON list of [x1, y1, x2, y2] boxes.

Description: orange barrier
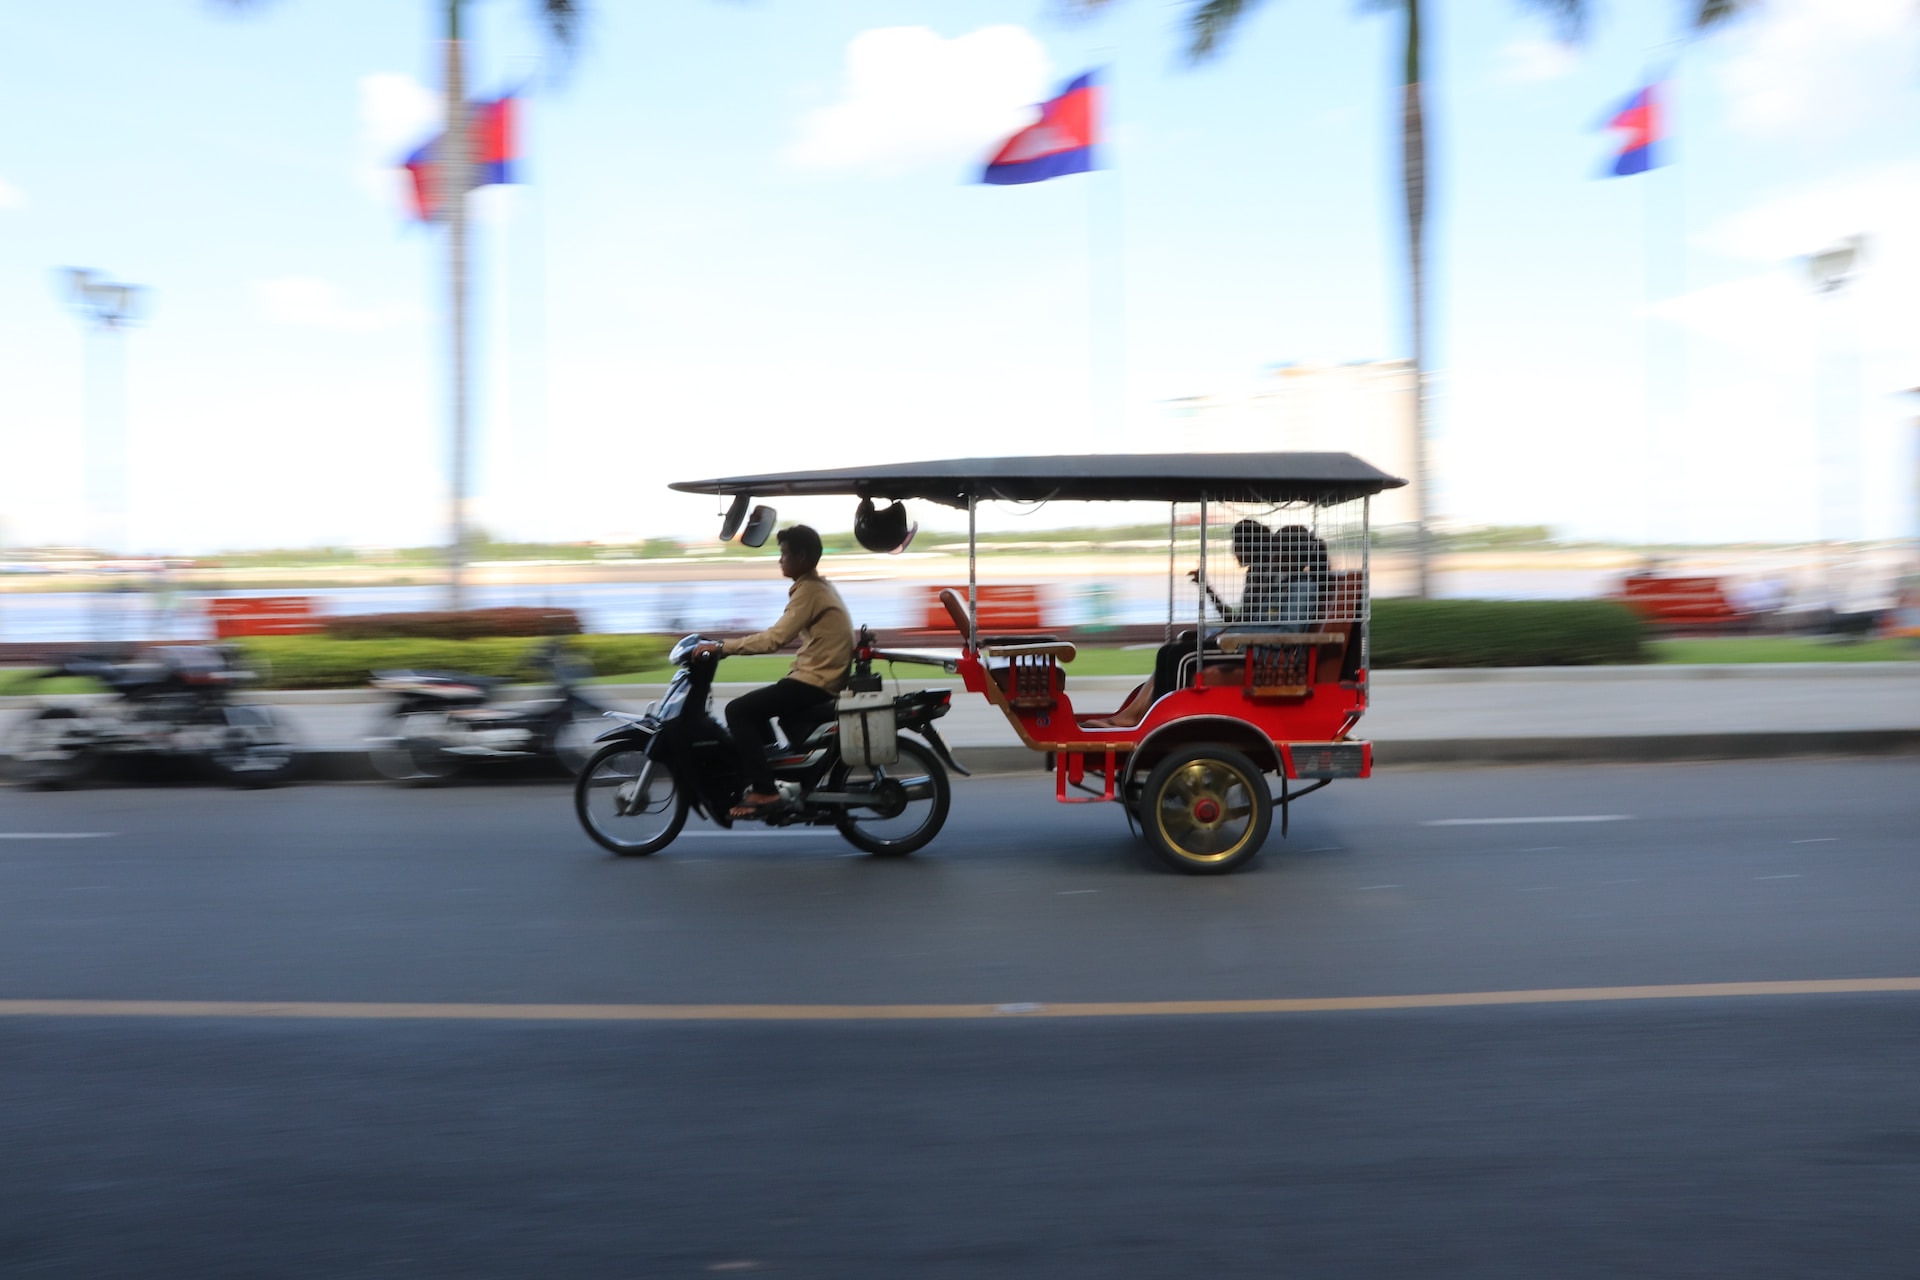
[[1616, 574, 1746, 629], [207, 596, 323, 638], [920, 585, 1048, 634]]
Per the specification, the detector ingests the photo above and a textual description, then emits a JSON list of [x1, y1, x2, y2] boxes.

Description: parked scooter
[[573, 630, 966, 857], [5, 644, 296, 788], [367, 639, 610, 783]]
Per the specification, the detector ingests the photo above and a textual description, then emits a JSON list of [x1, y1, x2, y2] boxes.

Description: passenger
[[1083, 519, 1278, 730], [1272, 524, 1330, 626]]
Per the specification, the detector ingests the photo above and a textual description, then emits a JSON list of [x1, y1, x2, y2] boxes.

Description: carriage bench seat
[[1213, 631, 1346, 700], [981, 641, 1077, 710]]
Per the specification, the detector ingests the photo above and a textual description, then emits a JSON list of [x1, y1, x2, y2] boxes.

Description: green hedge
[[234, 634, 670, 689], [1370, 599, 1648, 668]]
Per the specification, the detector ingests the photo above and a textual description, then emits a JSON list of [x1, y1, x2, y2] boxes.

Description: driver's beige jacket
[[718, 572, 853, 693]]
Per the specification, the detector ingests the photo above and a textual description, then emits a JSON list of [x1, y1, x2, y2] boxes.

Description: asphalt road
[[4, 761, 1919, 1277]]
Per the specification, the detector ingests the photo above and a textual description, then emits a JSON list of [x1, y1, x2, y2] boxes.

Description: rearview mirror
[[718, 494, 751, 542], [740, 505, 778, 548]]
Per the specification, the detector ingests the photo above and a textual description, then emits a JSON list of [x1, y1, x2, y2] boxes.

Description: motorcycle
[[367, 639, 610, 783], [5, 644, 297, 789], [573, 630, 966, 857]]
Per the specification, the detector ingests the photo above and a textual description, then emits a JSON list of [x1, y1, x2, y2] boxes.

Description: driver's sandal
[[728, 792, 784, 820]]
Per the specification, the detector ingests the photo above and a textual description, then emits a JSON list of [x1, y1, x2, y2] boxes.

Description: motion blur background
[[1, 0, 1916, 631]]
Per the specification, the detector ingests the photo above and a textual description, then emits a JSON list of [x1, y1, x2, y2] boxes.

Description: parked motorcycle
[[367, 639, 610, 783], [573, 631, 965, 857], [5, 644, 297, 788]]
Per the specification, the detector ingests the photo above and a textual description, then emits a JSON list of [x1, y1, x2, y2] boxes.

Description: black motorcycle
[[367, 639, 610, 783], [5, 645, 296, 789], [573, 632, 965, 857]]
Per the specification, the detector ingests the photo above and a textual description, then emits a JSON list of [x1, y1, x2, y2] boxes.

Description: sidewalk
[[11, 663, 1911, 780]]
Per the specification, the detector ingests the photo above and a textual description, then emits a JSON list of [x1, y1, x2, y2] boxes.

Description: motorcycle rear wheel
[[830, 737, 950, 857], [575, 741, 687, 856], [6, 708, 96, 790]]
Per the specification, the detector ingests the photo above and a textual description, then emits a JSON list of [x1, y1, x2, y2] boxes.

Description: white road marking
[[0, 832, 118, 840], [1791, 838, 1838, 844], [1423, 815, 1631, 827]]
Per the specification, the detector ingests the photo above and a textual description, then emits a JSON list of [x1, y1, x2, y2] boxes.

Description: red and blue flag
[[981, 72, 1099, 186], [1603, 83, 1661, 177], [403, 94, 518, 221]]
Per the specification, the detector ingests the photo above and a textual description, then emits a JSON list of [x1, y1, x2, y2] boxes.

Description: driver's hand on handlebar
[[691, 642, 723, 659]]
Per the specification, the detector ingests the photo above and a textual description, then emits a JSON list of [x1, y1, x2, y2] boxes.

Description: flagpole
[[1085, 64, 1125, 442], [445, 0, 472, 612]]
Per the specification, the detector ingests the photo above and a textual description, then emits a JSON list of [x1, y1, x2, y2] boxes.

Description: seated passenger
[[1272, 524, 1330, 627], [1083, 520, 1279, 730]]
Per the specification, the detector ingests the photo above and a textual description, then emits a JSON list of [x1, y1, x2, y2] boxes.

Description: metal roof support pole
[[967, 494, 978, 651], [1195, 497, 1208, 673], [1165, 503, 1176, 644], [1361, 494, 1373, 691]]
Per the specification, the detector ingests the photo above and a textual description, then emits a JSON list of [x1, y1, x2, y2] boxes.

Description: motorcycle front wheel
[[829, 736, 950, 857], [208, 706, 298, 788], [6, 708, 96, 790], [575, 741, 688, 856], [368, 710, 459, 785], [550, 713, 604, 777]]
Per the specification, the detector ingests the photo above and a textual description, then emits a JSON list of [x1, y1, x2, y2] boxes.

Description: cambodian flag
[[403, 95, 518, 221], [981, 72, 1099, 186], [1604, 83, 1661, 177]]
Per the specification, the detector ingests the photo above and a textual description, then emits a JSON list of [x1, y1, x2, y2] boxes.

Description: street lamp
[[1801, 236, 1868, 619], [59, 267, 146, 643]]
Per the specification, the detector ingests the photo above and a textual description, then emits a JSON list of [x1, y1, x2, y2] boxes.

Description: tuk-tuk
[[656, 452, 1404, 874]]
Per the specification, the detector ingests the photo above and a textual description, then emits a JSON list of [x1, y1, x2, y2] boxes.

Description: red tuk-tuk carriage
[[643, 452, 1404, 874]]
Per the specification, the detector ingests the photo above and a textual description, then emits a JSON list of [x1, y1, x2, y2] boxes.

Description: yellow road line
[[4, 979, 1920, 1023]]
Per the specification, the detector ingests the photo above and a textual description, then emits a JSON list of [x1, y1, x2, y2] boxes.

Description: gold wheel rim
[[1154, 759, 1258, 864]]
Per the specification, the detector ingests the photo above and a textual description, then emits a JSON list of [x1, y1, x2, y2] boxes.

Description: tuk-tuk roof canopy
[[671, 452, 1406, 509]]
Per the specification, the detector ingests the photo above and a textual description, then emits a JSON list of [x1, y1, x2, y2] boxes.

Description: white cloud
[[0, 178, 25, 210], [356, 72, 442, 206], [251, 277, 417, 332], [786, 26, 1053, 174], [1495, 36, 1578, 85], [1710, 0, 1920, 140]]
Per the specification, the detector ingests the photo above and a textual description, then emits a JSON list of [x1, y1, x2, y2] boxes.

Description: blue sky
[[2, 0, 1916, 551]]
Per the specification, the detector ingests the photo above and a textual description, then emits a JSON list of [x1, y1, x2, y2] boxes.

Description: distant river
[[0, 568, 1625, 646]]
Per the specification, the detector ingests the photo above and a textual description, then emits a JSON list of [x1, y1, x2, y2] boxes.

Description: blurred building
[[1163, 360, 1420, 530]]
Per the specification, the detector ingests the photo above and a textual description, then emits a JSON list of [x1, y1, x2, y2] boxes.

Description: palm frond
[[1187, 0, 1264, 61], [1516, 0, 1588, 41], [538, 0, 582, 47], [1690, 0, 1753, 30]]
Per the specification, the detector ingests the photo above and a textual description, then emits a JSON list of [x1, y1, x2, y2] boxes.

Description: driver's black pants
[[725, 678, 834, 797]]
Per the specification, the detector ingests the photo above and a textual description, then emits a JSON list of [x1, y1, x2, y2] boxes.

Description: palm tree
[[1074, 0, 1749, 597], [227, 1, 583, 609]]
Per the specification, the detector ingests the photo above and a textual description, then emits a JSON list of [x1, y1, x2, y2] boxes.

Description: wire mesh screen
[[1166, 497, 1369, 639]]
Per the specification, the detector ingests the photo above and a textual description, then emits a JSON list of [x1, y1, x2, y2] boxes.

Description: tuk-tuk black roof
[[670, 453, 1406, 509]]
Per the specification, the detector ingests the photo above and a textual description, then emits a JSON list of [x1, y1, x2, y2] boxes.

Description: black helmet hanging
[[854, 497, 916, 554]]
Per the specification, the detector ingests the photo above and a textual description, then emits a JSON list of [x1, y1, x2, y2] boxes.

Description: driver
[[693, 524, 853, 819]]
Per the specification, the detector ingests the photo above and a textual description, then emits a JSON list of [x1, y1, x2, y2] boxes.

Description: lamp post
[[1803, 236, 1866, 615], [60, 268, 145, 643]]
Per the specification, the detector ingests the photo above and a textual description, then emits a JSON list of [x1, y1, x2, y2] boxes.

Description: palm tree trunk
[[444, 0, 471, 610], [1401, 0, 1432, 599]]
